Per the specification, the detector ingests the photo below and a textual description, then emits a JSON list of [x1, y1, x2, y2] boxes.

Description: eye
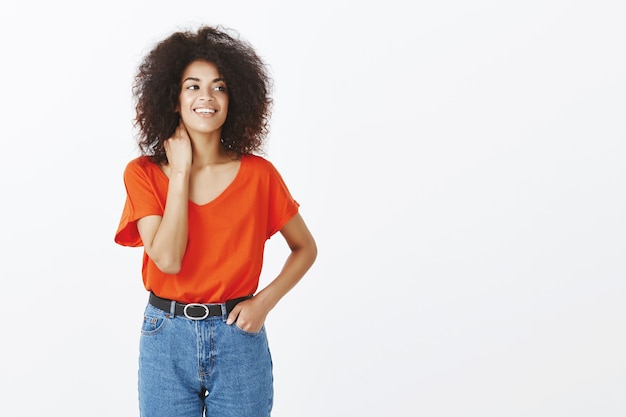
[[213, 85, 227, 92], [186, 85, 199, 90]]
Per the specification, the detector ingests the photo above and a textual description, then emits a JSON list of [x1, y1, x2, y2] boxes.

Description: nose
[[199, 90, 215, 102]]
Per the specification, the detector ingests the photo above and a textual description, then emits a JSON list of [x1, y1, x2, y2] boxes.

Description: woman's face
[[177, 60, 229, 137]]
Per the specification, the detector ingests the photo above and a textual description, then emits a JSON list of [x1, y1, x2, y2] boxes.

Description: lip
[[193, 107, 217, 115]]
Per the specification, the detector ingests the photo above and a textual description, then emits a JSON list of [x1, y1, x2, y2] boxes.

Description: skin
[[136, 60, 317, 333]]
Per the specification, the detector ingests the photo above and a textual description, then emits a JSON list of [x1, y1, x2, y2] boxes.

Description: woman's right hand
[[164, 122, 192, 172]]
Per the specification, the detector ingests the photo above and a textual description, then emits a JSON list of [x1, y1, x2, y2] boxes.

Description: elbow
[[301, 237, 318, 267], [310, 240, 318, 264], [145, 244, 185, 275], [152, 256, 183, 275], [158, 262, 182, 275], [288, 237, 317, 268]]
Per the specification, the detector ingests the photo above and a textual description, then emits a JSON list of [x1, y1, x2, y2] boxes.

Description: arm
[[227, 212, 317, 331], [137, 124, 192, 274]]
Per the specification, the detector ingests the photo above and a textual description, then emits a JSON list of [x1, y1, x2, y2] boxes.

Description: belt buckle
[[183, 303, 210, 320]]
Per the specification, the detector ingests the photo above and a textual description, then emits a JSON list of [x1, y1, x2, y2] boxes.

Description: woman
[[115, 25, 317, 417]]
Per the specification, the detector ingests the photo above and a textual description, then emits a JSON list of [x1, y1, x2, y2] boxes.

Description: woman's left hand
[[226, 297, 269, 333]]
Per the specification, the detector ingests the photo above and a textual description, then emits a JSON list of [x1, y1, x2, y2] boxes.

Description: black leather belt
[[149, 292, 250, 320]]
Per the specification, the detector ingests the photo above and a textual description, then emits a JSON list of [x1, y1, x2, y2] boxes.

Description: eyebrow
[[182, 77, 225, 83]]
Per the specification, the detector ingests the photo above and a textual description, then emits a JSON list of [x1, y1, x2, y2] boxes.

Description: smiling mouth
[[194, 108, 216, 114]]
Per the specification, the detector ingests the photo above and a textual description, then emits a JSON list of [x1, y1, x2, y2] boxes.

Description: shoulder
[[124, 155, 157, 175], [125, 155, 155, 169], [242, 154, 293, 191], [243, 153, 271, 167], [122, 155, 161, 184], [243, 153, 280, 174]]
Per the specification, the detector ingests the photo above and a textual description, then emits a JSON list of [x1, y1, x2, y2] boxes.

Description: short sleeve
[[266, 162, 300, 238], [114, 158, 165, 247]]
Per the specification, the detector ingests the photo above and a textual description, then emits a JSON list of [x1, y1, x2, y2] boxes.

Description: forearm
[[225, 213, 316, 331], [255, 242, 317, 311], [227, 243, 316, 331], [146, 170, 190, 273]]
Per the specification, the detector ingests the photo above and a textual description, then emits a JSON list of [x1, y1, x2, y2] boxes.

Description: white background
[[1, 1, 625, 416]]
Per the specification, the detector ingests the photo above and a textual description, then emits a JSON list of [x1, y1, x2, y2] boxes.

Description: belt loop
[[221, 302, 227, 319], [169, 300, 176, 317]]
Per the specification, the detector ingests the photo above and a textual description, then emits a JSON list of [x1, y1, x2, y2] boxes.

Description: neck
[[188, 132, 234, 166]]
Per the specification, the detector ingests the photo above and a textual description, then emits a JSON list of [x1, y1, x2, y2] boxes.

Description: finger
[[226, 305, 241, 325]]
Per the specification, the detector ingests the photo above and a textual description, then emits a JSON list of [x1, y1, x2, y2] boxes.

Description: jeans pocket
[[233, 322, 265, 336], [140, 305, 169, 336]]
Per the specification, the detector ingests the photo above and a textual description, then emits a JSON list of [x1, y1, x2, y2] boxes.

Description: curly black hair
[[132, 25, 273, 164]]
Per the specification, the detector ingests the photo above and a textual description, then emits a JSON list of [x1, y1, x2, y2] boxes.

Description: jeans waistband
[[148, 292, 250, 320]]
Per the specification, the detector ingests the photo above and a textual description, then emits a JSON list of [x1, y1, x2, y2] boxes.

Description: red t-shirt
[[115, 154, 299, 303]]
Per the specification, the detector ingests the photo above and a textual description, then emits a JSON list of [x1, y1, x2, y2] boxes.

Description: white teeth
[[195, 108, 216, 114]]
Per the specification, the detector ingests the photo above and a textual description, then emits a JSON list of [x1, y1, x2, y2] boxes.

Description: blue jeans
[[138, 303, 274, 417]]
